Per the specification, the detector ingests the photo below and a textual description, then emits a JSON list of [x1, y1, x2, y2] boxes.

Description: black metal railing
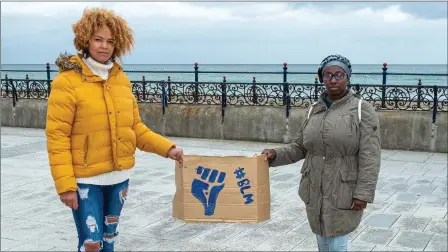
[[2, 76, 447, 123]]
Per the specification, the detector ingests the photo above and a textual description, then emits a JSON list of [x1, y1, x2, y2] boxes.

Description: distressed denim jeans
[[72, 179, 129, 252], [316, 234, 349, 252]]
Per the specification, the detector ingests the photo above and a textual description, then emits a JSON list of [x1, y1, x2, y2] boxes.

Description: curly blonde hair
[[72, 8, 134, 58]]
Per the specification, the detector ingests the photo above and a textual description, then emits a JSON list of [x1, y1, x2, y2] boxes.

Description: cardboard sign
[[172, 155, 271, 223]]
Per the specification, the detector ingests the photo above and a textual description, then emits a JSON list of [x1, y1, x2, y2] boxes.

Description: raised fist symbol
[[191, 166, 226, 216]]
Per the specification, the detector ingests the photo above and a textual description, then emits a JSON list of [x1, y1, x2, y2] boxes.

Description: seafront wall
[[1, 98, 447, 153]]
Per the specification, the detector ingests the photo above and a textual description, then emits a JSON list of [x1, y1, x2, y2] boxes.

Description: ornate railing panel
[[1, 78, 447, 123]]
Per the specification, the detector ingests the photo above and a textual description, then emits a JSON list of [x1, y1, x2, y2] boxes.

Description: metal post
[[282, 62, 288, 107], [26, 74, 30, 98], [381, 62, 387, 108], [221, 76, 227, 124], [433, 85, 438, 123], [5, 74, 9, 97], [285, 83, 290, 119], [161, 81, 167, 117], [167, 76, 172, 102], [417, 79, 422, 109], [46, 62, 51, 96], [142, 76, 146, 101], [194, 62, 199, 103], [283, 62, 288, 83], [252, 77, 257, 104]]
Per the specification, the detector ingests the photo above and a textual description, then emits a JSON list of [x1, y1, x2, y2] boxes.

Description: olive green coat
[[270, 91, 381, 237]]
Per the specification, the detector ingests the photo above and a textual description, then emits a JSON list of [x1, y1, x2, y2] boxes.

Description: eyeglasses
[[323, 71, 346, 81]]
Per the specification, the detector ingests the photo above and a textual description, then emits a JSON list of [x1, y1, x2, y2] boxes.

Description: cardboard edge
[[256, 155, 271, 222], [172, 161, 185, 220]]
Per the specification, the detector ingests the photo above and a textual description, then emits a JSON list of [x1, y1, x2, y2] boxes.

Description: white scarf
[[82, 57, 114, 80]]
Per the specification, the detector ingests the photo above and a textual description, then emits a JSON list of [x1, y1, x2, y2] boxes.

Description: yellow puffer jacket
[[46, 54, 175, 194]]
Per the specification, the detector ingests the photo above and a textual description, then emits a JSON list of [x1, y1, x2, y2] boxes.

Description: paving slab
[[383, 202, 421, 216], [3, 240, 57, 251], [390, 216, 432, 232], [354, 227, 399, 246], [114, 234, 165, 251], [1, 238, 27, 251], [424, 219, 448, 234], [387, 151, 433, 163], [363, 213, 400, 229], [413, 205, 448, 219], [405, 175, 436, 185], [1, 127, 447, 251], [415, 194, 447, 206], [424, 169, 448, 177], [188, 223, 246, 245], [386, 192, 421, 203], [252, 232, 309, 251], [372, 245, 413, 251], [424, 234, 448, 251], [349, 242, 376, 251], [290, 235, 319, 251], [388, 231, 434, 250], [425, 153, 448, 164], [221, 228, 277, 251]]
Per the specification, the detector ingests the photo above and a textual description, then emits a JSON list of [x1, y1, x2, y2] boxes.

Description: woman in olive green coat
[[263, 54, 381, 252]]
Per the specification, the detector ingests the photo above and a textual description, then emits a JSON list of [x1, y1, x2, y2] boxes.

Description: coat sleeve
[[353, 101, 382, 203], [270, 120, 308, 167], [132, 96, 175, 157], [45, 75, 78, 195]]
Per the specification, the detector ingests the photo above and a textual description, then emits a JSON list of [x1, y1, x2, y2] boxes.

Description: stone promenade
[[1, 127, 447, 251]]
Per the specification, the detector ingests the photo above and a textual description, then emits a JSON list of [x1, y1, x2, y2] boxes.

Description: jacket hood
[[55, 53, 83, 73]]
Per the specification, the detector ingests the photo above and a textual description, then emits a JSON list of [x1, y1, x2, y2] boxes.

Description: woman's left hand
[[167, 147, 184, 165], [351, 198, 367, 211]]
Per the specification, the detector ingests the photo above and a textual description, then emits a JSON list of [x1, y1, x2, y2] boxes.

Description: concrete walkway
[[1, 127, 447, 251]]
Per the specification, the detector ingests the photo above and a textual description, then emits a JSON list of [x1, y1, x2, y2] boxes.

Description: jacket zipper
[[84, 135, 90, 166], [319, 107, 329, 236]]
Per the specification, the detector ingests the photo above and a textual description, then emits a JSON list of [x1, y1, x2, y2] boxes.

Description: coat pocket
[[83, 135, 90, 167], [336, 168, 357, 209], [298, 165, 311, 205]]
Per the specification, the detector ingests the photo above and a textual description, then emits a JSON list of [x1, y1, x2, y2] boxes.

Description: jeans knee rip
[[80, 239, 102, 252], [105, 216, 119, 226], [103, 232, 119, 244], [86, 216, 98, 233], [119, 187, 128, 205], [78, 188, 89, 200]]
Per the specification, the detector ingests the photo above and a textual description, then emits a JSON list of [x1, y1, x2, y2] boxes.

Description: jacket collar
[[55, 53, 123, 83], [312, 89, 357, 113]]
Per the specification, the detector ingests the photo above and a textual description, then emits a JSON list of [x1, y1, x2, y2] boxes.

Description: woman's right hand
[[262, 149, 277, 161], [60, 191, 78, 210]]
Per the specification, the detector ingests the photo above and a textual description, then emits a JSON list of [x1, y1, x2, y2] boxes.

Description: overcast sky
[[1, 2, 447, 64]]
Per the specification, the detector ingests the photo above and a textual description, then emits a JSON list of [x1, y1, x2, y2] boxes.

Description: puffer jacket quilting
[[46, 54, 175, 194]]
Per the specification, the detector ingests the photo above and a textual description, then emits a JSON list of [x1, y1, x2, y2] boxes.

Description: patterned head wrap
[[318, 54, 352, 82]]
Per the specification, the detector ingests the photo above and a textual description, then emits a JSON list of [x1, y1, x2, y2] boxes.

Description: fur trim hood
[[55, 53, 83, 73]]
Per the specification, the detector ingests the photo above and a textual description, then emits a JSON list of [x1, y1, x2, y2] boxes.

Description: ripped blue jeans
[[72, 179, 129, 252]]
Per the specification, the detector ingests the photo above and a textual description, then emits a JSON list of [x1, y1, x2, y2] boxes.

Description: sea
[[1, 64, 447, 86]]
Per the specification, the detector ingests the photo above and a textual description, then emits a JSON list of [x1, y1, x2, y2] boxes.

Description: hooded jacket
[[270, 90, 381, 237], [46, 54, 175, 194]]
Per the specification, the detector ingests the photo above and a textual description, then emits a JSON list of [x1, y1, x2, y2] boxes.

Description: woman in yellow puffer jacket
[[45, 8, 184, 252]]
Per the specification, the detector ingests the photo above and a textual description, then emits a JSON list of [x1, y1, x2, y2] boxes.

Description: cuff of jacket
[[55, 176, 78, 195], [156, 138, 176, 158], [353, 193, 374, 204]]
